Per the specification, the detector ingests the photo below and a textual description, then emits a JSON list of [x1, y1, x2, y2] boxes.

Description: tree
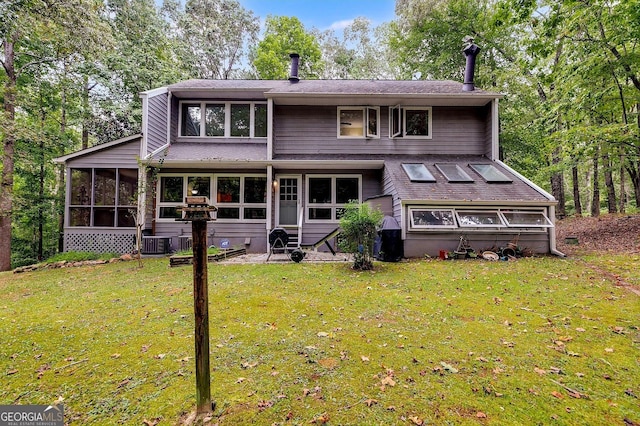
[[1, 0, 109, 271], [251, 16, 323, 80], [173, 0, 259, 79], [338, 201, 383, 271], [317, 18, 394, 80]]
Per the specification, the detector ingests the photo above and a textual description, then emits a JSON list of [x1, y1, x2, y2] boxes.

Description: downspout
[[548, 205, 566, 257]]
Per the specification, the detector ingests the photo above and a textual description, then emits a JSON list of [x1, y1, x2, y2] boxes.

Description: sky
[[237, 0, 397, 32]]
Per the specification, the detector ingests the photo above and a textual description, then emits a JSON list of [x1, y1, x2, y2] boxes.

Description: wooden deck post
[[178, 196, 217, 416], [192, 218, 211, 415]]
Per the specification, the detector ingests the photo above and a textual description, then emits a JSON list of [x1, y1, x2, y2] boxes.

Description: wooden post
[[192, 218, 211, 415]]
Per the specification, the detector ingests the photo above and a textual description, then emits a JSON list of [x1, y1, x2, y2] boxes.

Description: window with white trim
[[409, 208, 553, 230], [179, 101, 267, 138], [501, 211, 553, 227], [158, 175, 212, 219], [389, 106, 432, 138], [456, 210, 505, 227], [69, 168, 138, 227], [409, 209, 456, 228], [338, 107, 379, 138], [215, 174, 267, 221], [307, 175, 361, 222]]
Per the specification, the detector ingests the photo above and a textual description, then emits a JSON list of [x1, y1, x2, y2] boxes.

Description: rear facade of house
[[55, 60, 561, 258]]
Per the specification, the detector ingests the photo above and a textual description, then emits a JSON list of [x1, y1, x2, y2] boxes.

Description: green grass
[[1, 255, 638, 425]]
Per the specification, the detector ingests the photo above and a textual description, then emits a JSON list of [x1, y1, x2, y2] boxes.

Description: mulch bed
[[555, 214, 640, 255]]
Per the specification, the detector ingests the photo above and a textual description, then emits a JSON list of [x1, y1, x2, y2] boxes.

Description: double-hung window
[[307, 175, 361, 222], [338, 107, 379, 138], [215, 175, 267, 221], [389, 106, 432, 139], [180, 101, 267, 138], [69, 168, 138, 227], [158, 175, 212, 219]]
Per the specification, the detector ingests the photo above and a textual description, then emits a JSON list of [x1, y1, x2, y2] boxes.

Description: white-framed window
[[215, 174, 267, 221], [156, 173, 267, 222], [389, 106, 432, 139], [307, 175, 361, 222], [179, 101, 267, 138], [157, 174, 212, 219], [337, 107, 379, 138], [456, 210, 505, 227], [501, 210, 553, 227], [68, 168, 138, 228], [408, 207, 553, 230], [409, 209, 456, 229]]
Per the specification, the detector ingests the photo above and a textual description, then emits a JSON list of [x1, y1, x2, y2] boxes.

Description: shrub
[[338, 201, 383, 270]]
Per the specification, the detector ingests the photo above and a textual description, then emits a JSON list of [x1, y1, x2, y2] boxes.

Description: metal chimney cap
[[289, 53, 300, 83]]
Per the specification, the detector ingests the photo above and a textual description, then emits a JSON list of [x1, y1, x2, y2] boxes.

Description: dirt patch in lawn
[[555, 213, 640, 255]]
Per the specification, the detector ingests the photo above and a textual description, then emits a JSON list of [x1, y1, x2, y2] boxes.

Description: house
[[54, 49, 563, 259]]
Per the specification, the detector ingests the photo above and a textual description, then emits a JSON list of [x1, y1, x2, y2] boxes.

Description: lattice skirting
[[64, 232, 135, 254]]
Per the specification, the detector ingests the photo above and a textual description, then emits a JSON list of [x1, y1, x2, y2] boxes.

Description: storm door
[[276, 175, 301, 227]]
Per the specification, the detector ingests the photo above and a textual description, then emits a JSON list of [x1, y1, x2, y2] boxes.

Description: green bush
[[338, 201, 383, 270]]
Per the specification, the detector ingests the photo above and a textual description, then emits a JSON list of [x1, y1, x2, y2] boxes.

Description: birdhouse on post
[[179, 196, 217, 416]]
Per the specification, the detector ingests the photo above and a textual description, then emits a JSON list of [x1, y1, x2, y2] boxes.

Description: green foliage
[[338, 201, 383, 270], [0, 256, 638, 424], [44, 251, 118, 263], [251, 16, 323, 79]]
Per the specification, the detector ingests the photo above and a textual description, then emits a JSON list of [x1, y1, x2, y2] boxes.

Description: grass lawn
[[1, 255, 638, 425]]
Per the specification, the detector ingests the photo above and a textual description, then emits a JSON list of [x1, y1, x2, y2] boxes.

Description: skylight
[[402, 163, 436, 182], [434, 164, 474, 183], [469, 164, 512, 183]]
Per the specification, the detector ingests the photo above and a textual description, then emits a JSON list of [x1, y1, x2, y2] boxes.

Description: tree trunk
[[0, 39, 16, 271], [591, 148, 600, 217], [603, 152, 617, 214], [572, 164, 582, 216], [550, 147, 565, 218], [619, 152, 626, 213]]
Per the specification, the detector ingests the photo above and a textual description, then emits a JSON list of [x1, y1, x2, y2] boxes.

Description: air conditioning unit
[[142, 236, 171, 254]]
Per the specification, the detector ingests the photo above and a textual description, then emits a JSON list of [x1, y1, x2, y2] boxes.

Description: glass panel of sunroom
[[456, 211, 505, 227], [501, 211, 553, 227]]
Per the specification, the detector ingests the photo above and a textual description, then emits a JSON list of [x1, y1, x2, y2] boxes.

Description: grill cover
[[374, 216, 403, 262]]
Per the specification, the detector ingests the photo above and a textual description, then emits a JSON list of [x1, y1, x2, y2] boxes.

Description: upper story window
[[69, 168, 138, 228], [338, 107, 379, 138], [389, 106, 432, 139], [180, 101, 267, 138]]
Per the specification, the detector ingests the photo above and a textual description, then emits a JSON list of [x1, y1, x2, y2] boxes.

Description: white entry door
[[276, 175, 301, 227]]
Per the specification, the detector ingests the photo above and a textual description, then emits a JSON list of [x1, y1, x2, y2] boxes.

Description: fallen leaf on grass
[[605, 348, 614, 353], [360, 355, 370, 362], [534, 367, 546, 375], [7, 369, 18, 375], [409, 415, 424, 425], [551, 391, 564, 399], [111, 353, 121, 359], [365, 398, 377, 407], [241, 361, 258, 369], [381, 375, 396, 387], [476, 411, 487, 418]]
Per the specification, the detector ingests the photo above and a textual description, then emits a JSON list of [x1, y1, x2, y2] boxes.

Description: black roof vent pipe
[[289, 53, 300, 83], [462, 36, 480, 91]]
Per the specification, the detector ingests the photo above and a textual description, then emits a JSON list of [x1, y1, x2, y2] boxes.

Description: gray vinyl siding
[[147, 92, 168, 154], [66, 139, 141, 168], [273, 105, 489, 156], [403, 231, 550, 258], [154, 221, 267, 254]]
